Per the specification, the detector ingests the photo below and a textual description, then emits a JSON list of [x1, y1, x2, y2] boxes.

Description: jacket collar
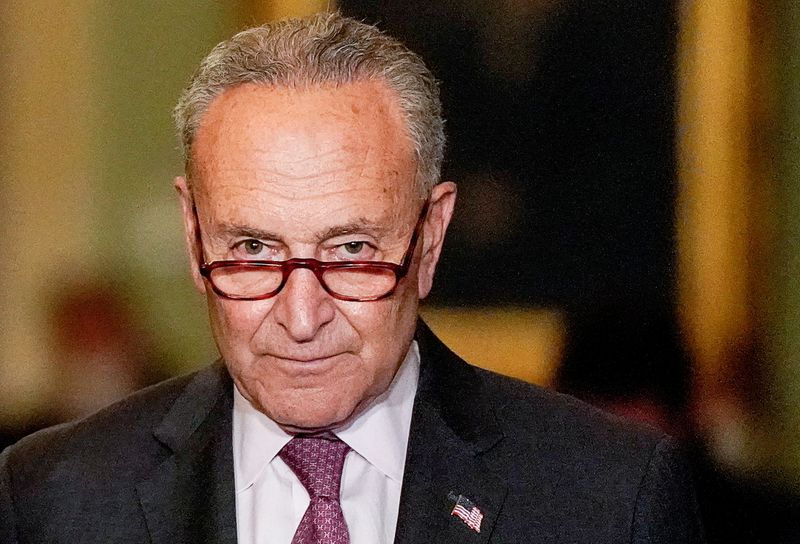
[[136, 361, 238, 544], [394, 320, 507, 543]]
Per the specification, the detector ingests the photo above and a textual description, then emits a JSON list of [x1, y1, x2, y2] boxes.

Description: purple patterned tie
[[279, 435, 351, 544]]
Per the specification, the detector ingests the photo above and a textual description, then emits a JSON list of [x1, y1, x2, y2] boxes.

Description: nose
[[271, 267, 336, 342]]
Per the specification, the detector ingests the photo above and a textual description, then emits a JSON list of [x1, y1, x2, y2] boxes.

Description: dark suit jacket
[[0, 322, 703, 543]]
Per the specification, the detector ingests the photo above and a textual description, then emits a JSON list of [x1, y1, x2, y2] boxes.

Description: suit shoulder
[[2, 365, 216, 481], [416, 322, 667, 461], [475, 366, 668, 460], [471, 366, 695, 536]]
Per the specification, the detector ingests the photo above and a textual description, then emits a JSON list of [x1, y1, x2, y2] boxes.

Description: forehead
[[190, 80, 417, 226]]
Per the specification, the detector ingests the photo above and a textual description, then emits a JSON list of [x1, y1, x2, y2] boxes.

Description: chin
[[273, 409, 356, 435], [261, 391, 365, 434]]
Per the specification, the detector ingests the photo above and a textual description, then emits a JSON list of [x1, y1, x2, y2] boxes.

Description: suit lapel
[[394, 322, 508, 544], [136, 363, 237, 544]]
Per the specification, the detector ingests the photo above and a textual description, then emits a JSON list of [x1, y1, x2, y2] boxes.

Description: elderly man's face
[[176, 81, 455, 432]]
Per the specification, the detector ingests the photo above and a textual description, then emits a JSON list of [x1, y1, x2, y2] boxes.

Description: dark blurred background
[[1, 1, 799, 541], [344, 0, 677, 312]]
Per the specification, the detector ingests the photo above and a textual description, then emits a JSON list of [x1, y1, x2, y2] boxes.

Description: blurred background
[[1, 0, 799, 541]]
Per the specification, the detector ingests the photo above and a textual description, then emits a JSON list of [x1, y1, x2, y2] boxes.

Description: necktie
[[279, 435, 351, 544]]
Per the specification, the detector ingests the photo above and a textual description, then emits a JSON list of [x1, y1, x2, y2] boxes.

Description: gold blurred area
[[0, 1, 97, 420], [1, 0, 799, 489], [240, 0, 335, 23], [420, 306, 565, 386], [676, 0, 764, 467], [678, 0, 800, 479], [677, 0, 754, 392]]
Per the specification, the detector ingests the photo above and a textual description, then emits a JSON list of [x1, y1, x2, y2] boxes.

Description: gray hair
[[173, 12, 444, 196]]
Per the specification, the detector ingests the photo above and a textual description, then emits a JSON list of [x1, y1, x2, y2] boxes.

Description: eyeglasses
[[193, 201, 429, 302]]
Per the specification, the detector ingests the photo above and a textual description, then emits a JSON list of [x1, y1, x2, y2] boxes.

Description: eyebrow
[[214, 224, 283, 243], [318, 219, 391, 241], [212, 218, 392, 245]]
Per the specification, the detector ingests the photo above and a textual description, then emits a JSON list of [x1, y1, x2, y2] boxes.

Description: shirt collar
[[335, 341, 419, 483], [233, 384, 293, 494], [232, 341, 420, 493]]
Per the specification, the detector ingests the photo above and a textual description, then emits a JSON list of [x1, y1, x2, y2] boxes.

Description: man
[[0, 12, 703, 543]]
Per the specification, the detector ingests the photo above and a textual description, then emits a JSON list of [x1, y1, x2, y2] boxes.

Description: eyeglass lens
[[209, 264, 398, 299]]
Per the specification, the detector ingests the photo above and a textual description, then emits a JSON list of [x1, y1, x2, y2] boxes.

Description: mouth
[[269, 352, 348, 374], [277, 352, 342, 363]]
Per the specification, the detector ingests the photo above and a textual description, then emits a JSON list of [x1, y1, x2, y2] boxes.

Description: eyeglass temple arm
[[400, 200, 430, 270], [191, 204, 210, 270]]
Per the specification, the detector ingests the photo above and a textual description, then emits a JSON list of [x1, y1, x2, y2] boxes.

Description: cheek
[[349, 284, 418, 368], [207, 295, 270, 355]]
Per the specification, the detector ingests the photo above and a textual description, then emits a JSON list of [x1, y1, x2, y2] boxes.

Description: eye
[[239, 239, 265, 256], [343, 241, 365, 255], [331, 240, 377, 261]]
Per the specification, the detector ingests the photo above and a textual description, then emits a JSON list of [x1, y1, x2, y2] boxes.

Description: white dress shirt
[[233, 341, 420, 544]]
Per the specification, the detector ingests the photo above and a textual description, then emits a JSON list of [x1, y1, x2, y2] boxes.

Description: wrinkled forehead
[[188, 80, 417, 199]]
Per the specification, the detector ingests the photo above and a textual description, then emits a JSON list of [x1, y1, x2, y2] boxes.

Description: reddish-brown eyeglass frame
[[192, 201, 429, 302]]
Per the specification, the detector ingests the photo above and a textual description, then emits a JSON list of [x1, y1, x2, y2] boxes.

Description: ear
[[174, 176, 206, 294], [418, 181, 457, 299]]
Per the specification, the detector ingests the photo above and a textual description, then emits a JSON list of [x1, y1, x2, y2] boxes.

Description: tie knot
[[279, 435, 351, 498]]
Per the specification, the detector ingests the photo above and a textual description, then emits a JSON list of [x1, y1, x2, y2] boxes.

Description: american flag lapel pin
[[448, 491, 484, 533]]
